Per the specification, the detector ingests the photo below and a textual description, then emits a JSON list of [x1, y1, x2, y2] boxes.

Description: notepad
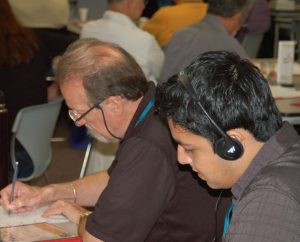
[[0, 205, 69, 228]]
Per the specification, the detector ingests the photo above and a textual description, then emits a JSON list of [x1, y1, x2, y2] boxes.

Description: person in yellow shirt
[[142, 0, 207, 46]]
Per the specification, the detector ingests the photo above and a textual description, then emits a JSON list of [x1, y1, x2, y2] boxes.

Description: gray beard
[[85, 125, 112, 143]]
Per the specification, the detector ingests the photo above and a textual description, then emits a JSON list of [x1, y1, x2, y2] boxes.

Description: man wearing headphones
[[156, 51, 300, 241]]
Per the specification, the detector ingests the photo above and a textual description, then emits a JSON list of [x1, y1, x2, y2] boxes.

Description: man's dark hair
[[206, 0, 254, 18], [156, 51, 283, 143]]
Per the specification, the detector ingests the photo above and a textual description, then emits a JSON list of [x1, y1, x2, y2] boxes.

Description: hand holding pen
[[8, 161, 19, 215]]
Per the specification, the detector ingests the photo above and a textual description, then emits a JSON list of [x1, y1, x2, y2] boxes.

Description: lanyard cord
[[223, 203, 235, 237], [135, 98, 155, 127]]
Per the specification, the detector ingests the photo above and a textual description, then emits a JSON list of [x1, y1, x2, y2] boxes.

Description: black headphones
[[178, 71, 244, 160]]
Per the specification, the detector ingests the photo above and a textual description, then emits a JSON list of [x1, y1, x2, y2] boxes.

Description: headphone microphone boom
[[178, 71, 244, 161]]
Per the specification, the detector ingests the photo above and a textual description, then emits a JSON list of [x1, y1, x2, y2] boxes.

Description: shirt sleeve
[[86, 137, 176, 242], [147, 36, 165, 81], [225, 187, 300, 242], [159, 29, 199, 82]]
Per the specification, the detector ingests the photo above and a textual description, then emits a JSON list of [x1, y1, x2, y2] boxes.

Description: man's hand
[[0, 181, 51, 213], [42, 200, 88, 224]]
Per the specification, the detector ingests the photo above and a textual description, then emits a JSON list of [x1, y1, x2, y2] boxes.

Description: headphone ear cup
[[214, 137, 244, 160]]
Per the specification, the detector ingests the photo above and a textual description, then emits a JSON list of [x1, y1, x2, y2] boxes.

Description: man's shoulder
[[247, 153, 300, 204], [122, 112, 176, 158], [152, 4, 175, 16], [81, 19, 104, 32], [169, 21, 213, 46], [137, 113, 174, 148], [82, 19, 156, 45], [173, 22, 202, 35]]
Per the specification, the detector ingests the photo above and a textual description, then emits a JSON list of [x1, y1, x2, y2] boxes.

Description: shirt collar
[[103, 10, 137, 29], [231, 123, 299, 203], [123, 82, 156, 140]]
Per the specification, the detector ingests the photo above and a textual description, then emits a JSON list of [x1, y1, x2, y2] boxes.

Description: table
[[275, 97, 300, 125], [251, 58, 300, 85], [270, 85, 300, 125], [270, 85, 300, 124], [0, 205, 79, 242], [0, 222, 79, 242], [253, 58, 300, 124]]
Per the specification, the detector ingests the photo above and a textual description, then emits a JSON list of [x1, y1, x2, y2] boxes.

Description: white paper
[[270, 85, 300, 99], [0, 206, 68, 228], [0, 223, 72, 242]]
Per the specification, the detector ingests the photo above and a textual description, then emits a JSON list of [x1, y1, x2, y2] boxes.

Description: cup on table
[[79, 7, 89, 22]]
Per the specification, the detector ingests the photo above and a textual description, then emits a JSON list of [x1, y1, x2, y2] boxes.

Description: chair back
[[10, 97, 63, 181]]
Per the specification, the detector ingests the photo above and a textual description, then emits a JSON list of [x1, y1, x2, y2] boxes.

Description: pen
[[8, 161, 19, 215]]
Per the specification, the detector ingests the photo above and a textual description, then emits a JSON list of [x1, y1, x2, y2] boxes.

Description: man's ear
[[104, 96, 123, 114], [229, 12, 244, 35], [226, 129, 245, 144]]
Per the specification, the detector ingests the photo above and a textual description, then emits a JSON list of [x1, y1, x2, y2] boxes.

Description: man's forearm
[[47, 170, 109, 206]]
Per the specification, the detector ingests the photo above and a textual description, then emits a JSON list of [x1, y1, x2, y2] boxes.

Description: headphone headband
[[178, 71, 243, 160], [178, 71, 230, 141]]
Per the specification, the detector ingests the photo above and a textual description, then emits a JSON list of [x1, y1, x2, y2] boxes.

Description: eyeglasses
[[68, 105, 97, 123]]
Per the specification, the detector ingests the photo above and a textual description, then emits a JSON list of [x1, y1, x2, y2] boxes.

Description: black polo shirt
[[86, 82, 230, 242]]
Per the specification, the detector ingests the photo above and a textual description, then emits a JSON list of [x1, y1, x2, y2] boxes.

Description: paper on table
[[270, 85, 300, 99], [0, 223, 73, 242], [0, 205, 68, 228]]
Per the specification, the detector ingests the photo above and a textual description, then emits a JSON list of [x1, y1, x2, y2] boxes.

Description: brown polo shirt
[[86, 82, 231, 242]]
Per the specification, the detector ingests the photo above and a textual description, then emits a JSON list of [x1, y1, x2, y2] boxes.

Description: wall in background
[[78, 0, 107, 20]]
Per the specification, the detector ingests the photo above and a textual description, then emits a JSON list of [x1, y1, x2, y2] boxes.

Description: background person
[[80, 0, 164, 83], [0, 0, 75, 178], [142, 0, 208, 47], [156, 50, 300, 241], [8, 0, 71, 36], [236, 0, 271, 58], [160, 0, 253, 81], [1, 39, 230, 242]]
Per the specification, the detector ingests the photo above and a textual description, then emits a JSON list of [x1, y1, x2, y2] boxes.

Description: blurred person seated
[[80, 0, 165, 83], [142, 0, 208, 47], [0, 0, 75, 178], [160, 0, 253, 81], [236, 0, 271, 58], [8, 0, 71, 36]]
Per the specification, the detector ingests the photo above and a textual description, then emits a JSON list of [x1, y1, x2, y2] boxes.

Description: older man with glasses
[[1, 38, 230, 242]]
